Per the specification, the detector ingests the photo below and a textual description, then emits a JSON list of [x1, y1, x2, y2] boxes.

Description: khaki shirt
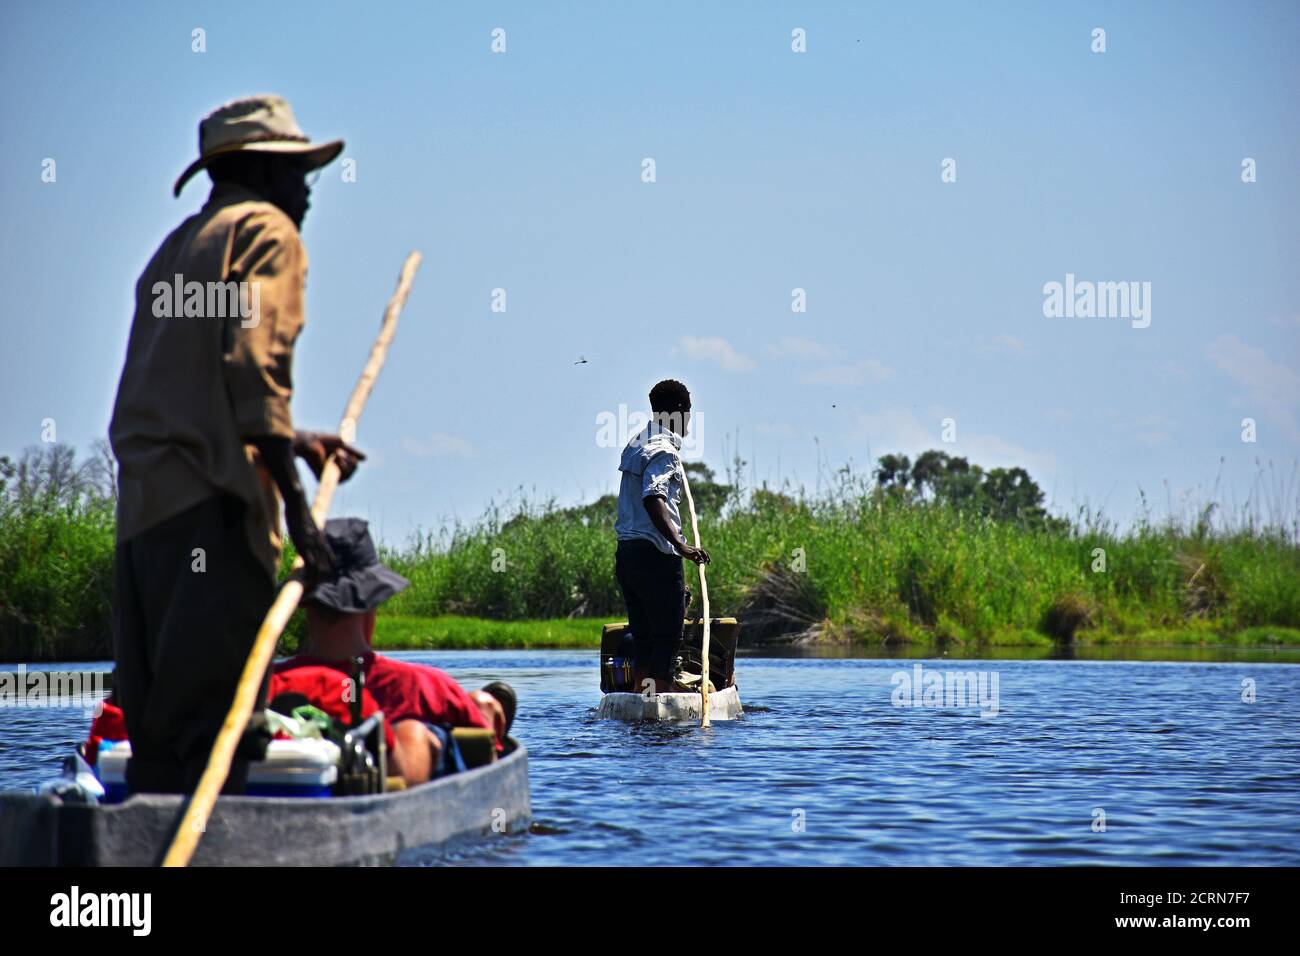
[[110, 183, 307, 578]]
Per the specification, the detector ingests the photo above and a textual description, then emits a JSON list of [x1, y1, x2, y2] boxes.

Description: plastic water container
[[94, 738, 340, 803], [96, 740, 130, 804]]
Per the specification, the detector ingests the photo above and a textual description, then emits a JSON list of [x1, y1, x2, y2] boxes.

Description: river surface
[[3, 649, 1298, 866]]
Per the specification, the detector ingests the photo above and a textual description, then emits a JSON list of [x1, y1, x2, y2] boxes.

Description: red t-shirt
[[86, 671, 396, 762], [87, 696, 128, 765], [268, 666, 396, 752], [275, 652, 494, 740]]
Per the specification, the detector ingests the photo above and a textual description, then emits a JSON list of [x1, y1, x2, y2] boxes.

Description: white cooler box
[[96, 738, 340, 803]]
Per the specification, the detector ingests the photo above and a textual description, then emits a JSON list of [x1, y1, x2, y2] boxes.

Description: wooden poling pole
[[161, 251, 422, 867], [679, 469, 711, 728]]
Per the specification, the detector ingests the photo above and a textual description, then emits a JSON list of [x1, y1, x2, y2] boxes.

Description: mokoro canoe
[[598, 618, 744, 721], [0, 739, 530, 867], [596, 684, 743, 721]]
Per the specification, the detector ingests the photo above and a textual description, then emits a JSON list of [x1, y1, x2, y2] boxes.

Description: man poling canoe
[[613, 379, 712, 697], [597, 378, 743, 722], [108, 93, 363, 798]]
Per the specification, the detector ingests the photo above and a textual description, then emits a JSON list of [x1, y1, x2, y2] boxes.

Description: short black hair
[[649, 379, 691, 413]]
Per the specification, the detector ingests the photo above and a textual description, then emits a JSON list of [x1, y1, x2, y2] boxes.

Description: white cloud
[[675, 335, 755, 372], [767, 337, 894, 385], [401, 433, 474, 458], [847, 407, 934, 451], [1206, 335, 1300, 442], [767, 336, 835, 361], [848, 407, 1058, 479], [801, 359, 893, 386]]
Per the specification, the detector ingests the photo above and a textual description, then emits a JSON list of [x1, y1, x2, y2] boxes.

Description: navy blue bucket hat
[[306, 518, 409, 613]]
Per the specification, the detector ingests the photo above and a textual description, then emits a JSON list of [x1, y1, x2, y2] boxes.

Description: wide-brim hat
[[173, 93, 344, 197], [307, 518, 409, 614]]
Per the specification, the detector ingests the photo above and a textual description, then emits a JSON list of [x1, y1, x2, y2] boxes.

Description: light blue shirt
[[615, 422, 684, 556]]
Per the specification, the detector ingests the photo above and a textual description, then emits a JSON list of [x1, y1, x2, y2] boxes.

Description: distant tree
[[872, 449, 1058, 529], [682, 461, 733, 517], [0, 455, 13, 499], [751, 486, 799, 513], [4, 442, 115, 510], [982, 467, 1034, 517], [548, 460, 734, 532], [910, 449, 951, 498], [879, 449, 970, 506], [873, 454, 911, 490], [84, 438, 117, 502], [560, 493, 618, 528], [935, 457, 984, 511]]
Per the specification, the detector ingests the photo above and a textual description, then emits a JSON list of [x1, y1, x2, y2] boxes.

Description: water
[[3, 651, 1298, 865]]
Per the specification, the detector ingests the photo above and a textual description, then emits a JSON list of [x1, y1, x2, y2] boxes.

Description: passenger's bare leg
[[392, 720, 442, 785]]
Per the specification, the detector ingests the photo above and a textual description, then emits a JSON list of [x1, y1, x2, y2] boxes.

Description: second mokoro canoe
[[596, 684, 743, 721]]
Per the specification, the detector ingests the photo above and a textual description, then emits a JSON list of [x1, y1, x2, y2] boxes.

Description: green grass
[[367, 614, 617, 650], [1075, 625, 1300, 647], [380, 491, 1300, 647], [0, 498, 116, 662], [295, 616, 1300, 652], [4, 484, 1300, 660]]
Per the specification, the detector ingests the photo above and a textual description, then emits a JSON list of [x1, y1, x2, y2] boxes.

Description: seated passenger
[[267, 665, 441, 786], [275, 518, 517, 765], [89, 671, 442, 788]]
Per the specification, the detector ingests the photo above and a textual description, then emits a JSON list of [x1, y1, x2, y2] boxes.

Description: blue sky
[[2, 0, 1297, 545]]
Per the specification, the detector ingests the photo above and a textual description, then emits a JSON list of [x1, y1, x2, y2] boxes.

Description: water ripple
[[4, 651, 1299, 865]]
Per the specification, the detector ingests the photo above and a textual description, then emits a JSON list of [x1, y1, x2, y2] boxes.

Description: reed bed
[[379, 488, 1300, 647], [4, 452, 1298, 659]]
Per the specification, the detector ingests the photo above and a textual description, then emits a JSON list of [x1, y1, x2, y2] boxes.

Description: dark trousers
[[114, 495, 275, 795], [614, 539, 686, 680]]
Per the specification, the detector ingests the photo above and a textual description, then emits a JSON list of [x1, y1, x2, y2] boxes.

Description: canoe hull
[[596, 685, 742, 722], [0, 741, 530, 867]]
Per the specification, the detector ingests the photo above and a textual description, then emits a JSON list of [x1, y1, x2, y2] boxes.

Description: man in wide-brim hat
[[109, 94, 364, 796]]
